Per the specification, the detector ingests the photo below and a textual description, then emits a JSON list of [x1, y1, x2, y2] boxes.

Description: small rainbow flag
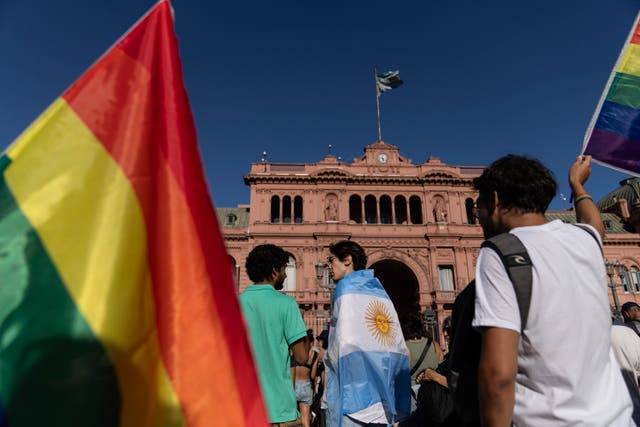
[[584, 13, 640, 175], [0, 2, 267, 426]]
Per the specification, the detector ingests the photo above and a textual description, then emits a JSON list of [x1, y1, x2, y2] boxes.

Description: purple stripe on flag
[[584, 128, 640, 174]]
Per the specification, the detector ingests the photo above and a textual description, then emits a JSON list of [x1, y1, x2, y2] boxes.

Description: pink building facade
[[218, 141, 640, 339]]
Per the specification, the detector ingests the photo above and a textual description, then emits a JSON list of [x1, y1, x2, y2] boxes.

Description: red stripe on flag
[[631, 19, 640, 45], [62, 2, 266, 425]]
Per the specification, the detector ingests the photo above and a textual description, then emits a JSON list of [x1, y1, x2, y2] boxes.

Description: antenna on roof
[[328, 144, 333, 154]]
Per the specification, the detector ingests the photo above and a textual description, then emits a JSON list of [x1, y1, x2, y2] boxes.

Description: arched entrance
[[370, 259, 420, 322]]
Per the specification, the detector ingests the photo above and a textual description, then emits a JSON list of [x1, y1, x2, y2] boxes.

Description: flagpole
[[375, 67, 382, 142]]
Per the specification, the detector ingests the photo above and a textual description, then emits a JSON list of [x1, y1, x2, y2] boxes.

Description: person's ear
[[343, 255, 353, 267], [489, 191, 499, 215]]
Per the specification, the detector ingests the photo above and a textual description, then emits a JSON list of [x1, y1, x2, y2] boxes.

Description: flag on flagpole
[[376, 70, 404, 95], [0, 2, 267, 426], [583, 12, 640, 175]]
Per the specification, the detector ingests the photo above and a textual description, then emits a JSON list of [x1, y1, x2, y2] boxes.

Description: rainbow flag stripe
[[584, 13, 640, 174], [0, 2, 267, 426]]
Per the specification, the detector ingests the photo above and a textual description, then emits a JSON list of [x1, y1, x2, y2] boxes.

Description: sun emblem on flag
[[365, 300, 397, 346]]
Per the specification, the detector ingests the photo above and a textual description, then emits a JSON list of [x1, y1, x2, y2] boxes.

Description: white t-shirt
[[473, 220, 634, 426], [612, 325, 640, 387]]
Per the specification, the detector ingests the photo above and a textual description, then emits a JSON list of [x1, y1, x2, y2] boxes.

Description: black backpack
[[447, 225, 601, 427]]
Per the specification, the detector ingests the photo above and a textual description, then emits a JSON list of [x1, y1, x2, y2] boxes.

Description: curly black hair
[[245, 244, 289, 283], [329, 240, 367, 270], [473, 154, 557, 214]]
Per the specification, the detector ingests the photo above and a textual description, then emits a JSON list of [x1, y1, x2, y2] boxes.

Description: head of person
[[316, 329, 329, 350], [245, 244, 289, 290], [472, 155, 557, 238], [327, 240, 367, 281], [442, 315, 452, 343], [400, 311, 428, 341], [621, 302, 640, 323]]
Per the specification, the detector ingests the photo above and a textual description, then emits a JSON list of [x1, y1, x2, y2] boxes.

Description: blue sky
[[1, 0, 639, 209]]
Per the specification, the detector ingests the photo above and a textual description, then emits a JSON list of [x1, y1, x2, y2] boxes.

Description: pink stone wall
[[224, 141, 640, 339]]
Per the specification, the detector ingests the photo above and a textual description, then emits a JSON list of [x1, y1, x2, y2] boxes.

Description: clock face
[[378, 153, 388, 163]]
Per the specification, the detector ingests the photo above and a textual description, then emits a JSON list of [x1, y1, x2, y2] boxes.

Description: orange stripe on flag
[[63, 2, 267, 425]]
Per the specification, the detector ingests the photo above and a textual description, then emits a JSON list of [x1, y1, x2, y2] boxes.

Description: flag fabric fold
[[583, 12, 640, 175], [0, 1, 267, 426], [376, 70, 404, 94], [325, 270, 411, 427]]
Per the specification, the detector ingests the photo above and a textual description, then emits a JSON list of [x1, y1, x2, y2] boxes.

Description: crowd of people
[[239, 154, 640, 427]]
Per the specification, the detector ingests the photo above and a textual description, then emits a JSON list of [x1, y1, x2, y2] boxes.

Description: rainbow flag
[[0, 2, 267, 426], [584, 12, 640, 175]]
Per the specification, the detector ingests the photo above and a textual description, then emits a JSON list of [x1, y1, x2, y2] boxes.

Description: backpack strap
[[481, 233, 533, 331], [410, 337, 433, 376], [572, 223, 603, 256]]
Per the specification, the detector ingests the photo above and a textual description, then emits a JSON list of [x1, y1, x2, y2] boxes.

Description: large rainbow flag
[[0, 1, 267, 426], [584, 12, 640, 175]]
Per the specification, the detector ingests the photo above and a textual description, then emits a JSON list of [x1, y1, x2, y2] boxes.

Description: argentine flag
[[325, 270, 411, 426]]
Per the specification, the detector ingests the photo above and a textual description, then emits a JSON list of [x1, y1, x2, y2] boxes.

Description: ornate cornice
[[244, 173, 474, 186]]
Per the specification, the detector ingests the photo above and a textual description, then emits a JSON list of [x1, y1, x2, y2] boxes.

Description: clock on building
[[377, 153, 389, 163]]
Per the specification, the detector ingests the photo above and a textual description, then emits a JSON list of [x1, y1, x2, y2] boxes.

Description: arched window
[[465, 198, 476, 225], [622, 268, 632, 293], [294, 196, 303, 223], [394, 195, 407, 224], [270, 196, 280, 223], [349, 195, 362, 223], [282, 196, 292, 223], [323, 267, 335, 290], [409, 196, 423, 224], [380, 195, 392, 224], [365, 195, 378, 224], [229, 255, 239, 291], [226, 213, 237, 226], [282, 254, 296, 291], [631, 267, 640, 292]]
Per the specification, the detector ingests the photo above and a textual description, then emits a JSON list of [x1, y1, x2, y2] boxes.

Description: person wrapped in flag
[[324, 241, 411, 427]]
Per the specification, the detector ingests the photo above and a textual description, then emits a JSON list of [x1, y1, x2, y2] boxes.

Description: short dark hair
[[621, 302, 640, 322], [473, 155, 557, 214], [329, 240, 367, 270], [245, 244, 289, 283], [400, 311, 428, 341]]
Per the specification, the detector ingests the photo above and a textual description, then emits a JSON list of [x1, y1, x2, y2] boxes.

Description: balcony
[[431, 289, 458, 304], [280, 290, 331, 304]]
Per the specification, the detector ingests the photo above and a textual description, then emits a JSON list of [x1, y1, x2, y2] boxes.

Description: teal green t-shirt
[[239, 285, 307, 423]]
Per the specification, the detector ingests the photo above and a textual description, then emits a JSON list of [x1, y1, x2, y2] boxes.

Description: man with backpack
[[470, 154, 633, 426]]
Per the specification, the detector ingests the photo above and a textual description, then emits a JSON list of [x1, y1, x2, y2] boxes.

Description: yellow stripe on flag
[[618, 43, 640, 78], [5, 98, 186, 427]]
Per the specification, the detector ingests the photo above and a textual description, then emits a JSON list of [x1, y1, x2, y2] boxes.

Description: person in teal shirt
[[240, 244, 309, 425]]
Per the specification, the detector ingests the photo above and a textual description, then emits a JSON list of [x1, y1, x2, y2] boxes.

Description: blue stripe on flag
[[334, 270, 389, 301], [594, 100, 640, 141], [337, 350, 411, 421]]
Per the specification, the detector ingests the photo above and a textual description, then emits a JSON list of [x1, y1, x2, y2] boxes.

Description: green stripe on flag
[[0, 154, 121, 426], [606, 72, 640, 110]]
